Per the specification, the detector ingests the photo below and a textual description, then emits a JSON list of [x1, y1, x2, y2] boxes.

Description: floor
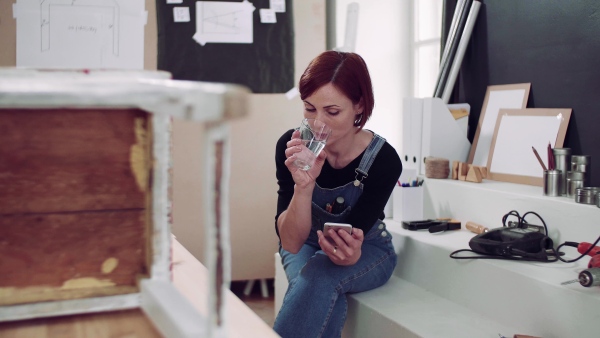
[[230, 279, 276, 328]]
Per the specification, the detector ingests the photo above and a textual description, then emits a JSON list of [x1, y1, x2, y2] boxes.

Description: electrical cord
[[501, 209, 549, 235], [450, 209, 600, 265], [556, 236, 600, 263]]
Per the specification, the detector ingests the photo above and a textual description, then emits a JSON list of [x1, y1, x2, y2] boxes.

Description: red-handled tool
[[577, 242, 600, 268]]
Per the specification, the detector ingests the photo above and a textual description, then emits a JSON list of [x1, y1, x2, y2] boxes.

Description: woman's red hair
[[299, 51, 374, 130]]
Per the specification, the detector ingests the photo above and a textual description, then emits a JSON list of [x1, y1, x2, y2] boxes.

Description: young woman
[[273, 51, 402, 338]]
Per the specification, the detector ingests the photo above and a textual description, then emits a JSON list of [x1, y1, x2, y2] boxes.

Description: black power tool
[[468, 227, 557, 262]]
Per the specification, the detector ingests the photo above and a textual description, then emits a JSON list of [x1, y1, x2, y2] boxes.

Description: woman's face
[[302, 83, 362, 144]]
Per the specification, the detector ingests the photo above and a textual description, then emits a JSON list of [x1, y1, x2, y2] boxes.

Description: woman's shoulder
[[379, 141, 401, 165], [276, 129, 295, 148], [275, 129, 295, 163], [371, 136, 402, 178], [278, 129, 294, 143]]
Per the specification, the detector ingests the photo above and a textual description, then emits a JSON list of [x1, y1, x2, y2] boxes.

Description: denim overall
[[274, 133, 397, 338]]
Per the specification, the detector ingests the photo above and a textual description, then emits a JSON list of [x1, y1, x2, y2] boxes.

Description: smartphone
[[323, 222, 353, 238]]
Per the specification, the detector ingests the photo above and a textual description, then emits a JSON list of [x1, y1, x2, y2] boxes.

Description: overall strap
[[354, 133, 386, 186]]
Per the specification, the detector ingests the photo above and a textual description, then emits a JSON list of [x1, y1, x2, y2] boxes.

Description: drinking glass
[[293, 118, 331, 170]]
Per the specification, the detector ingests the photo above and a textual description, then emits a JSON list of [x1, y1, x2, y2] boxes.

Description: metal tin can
[[543, 170, 562, 197], [552, 148, 571, 196], [571, 155, 592, 186], [575, 187, 600, 205], [566, 171, 585, 198]]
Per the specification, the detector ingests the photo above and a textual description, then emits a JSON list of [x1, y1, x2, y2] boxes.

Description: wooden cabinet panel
[[0, 108, 152, 306], [0, 109, 150, 214]]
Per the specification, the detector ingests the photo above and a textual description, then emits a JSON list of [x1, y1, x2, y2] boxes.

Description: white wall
[[172, 0, 326, 281], [335, 0, 412, 154], [173, 1, 414, 281]]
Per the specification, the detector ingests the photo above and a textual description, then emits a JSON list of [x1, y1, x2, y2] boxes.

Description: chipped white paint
[[0, 293, 140, 322], [0, 75, 249, 122], [151, 113, 173, 283], [203, 123, 232, 338], [141, 279, 206, 338]]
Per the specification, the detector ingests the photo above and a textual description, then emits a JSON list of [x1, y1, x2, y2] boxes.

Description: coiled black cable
[[451, 209, 600, 264]]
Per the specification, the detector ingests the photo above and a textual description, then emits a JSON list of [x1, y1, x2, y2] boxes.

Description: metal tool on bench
[[402, 219, 461, 233], [450, 210, 558, 262], [561, 268, 600, 287], [560, 241, 600, 286]]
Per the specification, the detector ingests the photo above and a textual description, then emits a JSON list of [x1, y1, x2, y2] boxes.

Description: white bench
[[275, 179, 600, 338]]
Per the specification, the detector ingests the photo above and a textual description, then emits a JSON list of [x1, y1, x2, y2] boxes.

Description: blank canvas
[[468, 83, 531, 167], [487, 108, 572, 186]]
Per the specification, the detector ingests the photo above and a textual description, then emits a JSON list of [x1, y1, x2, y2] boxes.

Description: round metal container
[[571, 155, 591, 169], [575, 187, 600, 205], [567, 171, 585, 198], [543, 170, 562, 197], [552, 148, 571, 196], [597, 192, 600, 208], [571, 155, 592, 185]]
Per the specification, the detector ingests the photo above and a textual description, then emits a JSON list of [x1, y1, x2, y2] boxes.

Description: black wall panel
[[156, 0, 294, 93], [446, 0, 600, 186]]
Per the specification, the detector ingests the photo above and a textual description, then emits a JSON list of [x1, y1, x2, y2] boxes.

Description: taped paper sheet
[[15, 0, 146, 69], [260, 9, 276, 23], [270, 0, 285, 13], [193, 0, 255, 46], [173, 7, 190, 22]]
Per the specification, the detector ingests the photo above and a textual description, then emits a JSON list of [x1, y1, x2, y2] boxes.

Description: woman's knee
[[298, 254, 340, 287]]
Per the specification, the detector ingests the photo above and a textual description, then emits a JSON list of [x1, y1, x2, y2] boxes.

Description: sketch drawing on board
[[40, 0, 120, 55], [193, 0, 255, 46], [16, 0, 144, 69]]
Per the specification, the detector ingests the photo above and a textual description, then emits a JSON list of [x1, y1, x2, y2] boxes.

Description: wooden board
[[0, 109, 152, 306], [0, 211, 147, 305], [0, 109, 150, 214], [0, 239, 278, 338], [0, 309, 161, 338]]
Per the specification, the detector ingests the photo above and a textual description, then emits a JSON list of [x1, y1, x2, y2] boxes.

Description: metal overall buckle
[[354, 169, 368, 186]]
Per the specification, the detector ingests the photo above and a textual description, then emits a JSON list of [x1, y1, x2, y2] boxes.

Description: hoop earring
[[354, 113, 363, 126]]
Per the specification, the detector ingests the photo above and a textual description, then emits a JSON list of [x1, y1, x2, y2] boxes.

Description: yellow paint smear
[[0, 287, 17, 298], [61, 277, 115, 290], [130, 117, 148, 192], [101, 257, 119, 274]]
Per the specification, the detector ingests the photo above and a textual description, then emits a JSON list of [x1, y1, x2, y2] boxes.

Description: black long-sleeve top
[[275, 129, 402, 238]]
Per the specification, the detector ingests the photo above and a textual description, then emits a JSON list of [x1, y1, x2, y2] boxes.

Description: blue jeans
[[274, 221, 397, 338]]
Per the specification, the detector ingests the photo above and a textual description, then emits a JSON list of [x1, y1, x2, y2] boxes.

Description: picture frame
[[467, 83, 531, 167], [486, 108, 572, 186]]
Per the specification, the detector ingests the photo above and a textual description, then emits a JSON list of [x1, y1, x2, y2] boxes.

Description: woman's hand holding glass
[[284, 129, 328, 188]]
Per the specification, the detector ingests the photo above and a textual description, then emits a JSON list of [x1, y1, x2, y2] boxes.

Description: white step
[[342, 275, 517, 338], [385, 219, 600, 338], [276, 252, 517, 338], [275, 179, 600, 337]]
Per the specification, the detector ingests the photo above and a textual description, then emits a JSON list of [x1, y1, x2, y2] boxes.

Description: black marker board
[[444, 0, 600, 186], [156, 0, 294, 93]]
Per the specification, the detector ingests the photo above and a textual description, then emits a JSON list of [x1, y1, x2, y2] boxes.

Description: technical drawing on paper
[[193, 0, 255, 46], [202, 9, 244, 34], [40, 0, 120, 56]]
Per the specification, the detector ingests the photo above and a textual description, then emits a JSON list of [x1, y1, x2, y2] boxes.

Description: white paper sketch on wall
[[193, 0, 256, 46], [40, 0, 120, 55], [16, 0, 146, 69]]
